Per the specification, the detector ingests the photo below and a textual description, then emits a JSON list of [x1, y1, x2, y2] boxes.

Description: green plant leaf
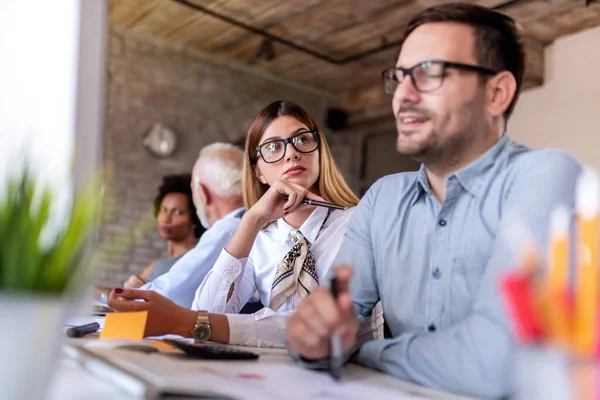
[[0, 168, 103, 294]]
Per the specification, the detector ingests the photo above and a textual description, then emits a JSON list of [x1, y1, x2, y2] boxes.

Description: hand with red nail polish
[[107, 288, 196, 338]]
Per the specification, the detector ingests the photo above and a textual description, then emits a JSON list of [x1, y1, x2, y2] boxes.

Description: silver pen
[[301, 199, 347, 210]]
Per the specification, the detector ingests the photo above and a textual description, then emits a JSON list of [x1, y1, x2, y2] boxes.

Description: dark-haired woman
[[123, 174, 205, 288]]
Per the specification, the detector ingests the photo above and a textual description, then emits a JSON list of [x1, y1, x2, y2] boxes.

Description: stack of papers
[[66, 343, 428, 400]]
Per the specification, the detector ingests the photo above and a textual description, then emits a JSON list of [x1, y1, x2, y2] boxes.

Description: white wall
[[510, 25, 600, 170], [0, 0, 79, 190], [0, 0, 106, 232]]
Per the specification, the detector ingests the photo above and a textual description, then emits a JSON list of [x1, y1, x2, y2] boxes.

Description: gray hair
[[192, 142, 243, 197]]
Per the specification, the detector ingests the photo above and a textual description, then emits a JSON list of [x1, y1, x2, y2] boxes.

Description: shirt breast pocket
[[448, 258, 486, 323]]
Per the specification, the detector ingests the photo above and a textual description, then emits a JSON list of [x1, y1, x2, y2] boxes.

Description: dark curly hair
[[153, 174, 204, 238]]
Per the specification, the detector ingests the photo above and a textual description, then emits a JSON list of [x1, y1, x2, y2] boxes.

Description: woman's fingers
[[267, 179, 328, 217], [283, 191, 298, 211], [113, 288, 153, 301], [281, 182, 308, 212], [303, 190, 327, 203], [286, 181, 326, 203], [109, 297, 151, 312], [274, 181, 304, 211]]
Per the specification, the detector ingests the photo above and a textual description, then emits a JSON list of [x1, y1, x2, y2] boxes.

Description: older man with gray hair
[[137, 143, 245, 308]]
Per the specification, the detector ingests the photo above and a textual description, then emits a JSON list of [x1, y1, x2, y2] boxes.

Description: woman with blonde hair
[[109, 100, 358, 347]]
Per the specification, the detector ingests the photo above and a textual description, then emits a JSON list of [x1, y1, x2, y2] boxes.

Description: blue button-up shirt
[[333, 135, 582, 398], [140, 207, 244, 308]]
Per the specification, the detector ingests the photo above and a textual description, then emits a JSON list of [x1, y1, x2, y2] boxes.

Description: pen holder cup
[[513, 347, 598, 400], [0, 296, 65, 400]]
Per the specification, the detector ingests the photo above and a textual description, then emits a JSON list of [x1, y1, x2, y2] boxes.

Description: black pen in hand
[[330, 276, 343, 381]]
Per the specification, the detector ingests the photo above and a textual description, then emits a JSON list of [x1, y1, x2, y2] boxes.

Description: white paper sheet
[[78, 347, 427, 400]]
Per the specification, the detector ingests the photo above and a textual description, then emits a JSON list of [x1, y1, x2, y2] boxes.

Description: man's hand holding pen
[[287, 266, 359, 362]]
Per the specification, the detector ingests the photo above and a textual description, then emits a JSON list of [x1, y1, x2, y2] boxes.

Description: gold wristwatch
[[191, 310, 211, 343]]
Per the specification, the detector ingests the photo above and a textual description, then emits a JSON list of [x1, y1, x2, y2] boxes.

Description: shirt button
[[428, 324, 437, 332], [438, 219, 447, 227], [432, 268, 441, 279]]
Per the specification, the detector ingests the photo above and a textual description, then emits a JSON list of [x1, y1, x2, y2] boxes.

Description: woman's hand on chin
[[248, 179, 326, 225]]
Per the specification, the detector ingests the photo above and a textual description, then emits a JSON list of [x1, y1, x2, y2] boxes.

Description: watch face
[[193, 324, 211, 343]]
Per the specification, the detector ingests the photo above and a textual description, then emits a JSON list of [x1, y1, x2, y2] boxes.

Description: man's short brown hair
[[403, 3, 525, 119]]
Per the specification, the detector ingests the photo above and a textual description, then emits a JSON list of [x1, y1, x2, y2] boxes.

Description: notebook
[[64, 341, 427, 400]]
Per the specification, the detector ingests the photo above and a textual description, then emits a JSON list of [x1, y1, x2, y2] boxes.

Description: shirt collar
[[223, 207, 246, 220], [409, 134, 511, 204], [453, 134, 510, 198], [274, 205, 329, 245], [409, 164, 430, 206]]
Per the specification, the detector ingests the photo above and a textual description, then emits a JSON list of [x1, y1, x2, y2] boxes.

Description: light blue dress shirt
[[140, 207, 244, 308], [332, 135, 582, 398]]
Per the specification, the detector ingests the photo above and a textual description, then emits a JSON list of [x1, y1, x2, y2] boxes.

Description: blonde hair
[[242, 101, 359, 209]]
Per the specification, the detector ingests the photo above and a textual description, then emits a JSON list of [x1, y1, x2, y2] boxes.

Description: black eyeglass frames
[[382, 60, 498, 95], [255, 130, 320, 164]]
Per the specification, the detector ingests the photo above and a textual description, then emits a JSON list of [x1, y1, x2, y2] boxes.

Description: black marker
[[330, 276, 342, 381], [66, 322, 100, 338]]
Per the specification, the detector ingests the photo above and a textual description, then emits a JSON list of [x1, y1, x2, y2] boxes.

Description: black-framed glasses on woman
[[382, 60, 498, 95], [255, 130, 320, 164]]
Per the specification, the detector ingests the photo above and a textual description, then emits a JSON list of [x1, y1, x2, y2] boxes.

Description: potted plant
[[0, 168, 102, 399]]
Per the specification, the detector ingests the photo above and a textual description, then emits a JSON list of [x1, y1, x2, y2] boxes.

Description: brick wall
[[96, 27, 347, 286]]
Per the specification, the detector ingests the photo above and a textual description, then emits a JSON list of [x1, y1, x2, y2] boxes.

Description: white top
[[192, 206, 355, 347]]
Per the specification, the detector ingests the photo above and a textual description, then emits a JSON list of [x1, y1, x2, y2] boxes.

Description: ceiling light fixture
[[256, 39, 275, 61]]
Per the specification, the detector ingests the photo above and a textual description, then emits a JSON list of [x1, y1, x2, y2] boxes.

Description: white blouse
[[192, 205, 355, 347]]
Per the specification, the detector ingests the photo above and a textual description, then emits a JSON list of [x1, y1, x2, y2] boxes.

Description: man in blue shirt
[[287, 4, 582, 398], [139, 143, 245, 308]]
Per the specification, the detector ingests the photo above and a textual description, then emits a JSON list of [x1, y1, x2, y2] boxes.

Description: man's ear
[[486, 71, 517, 119], [253, 165, 267, 185], [199, 182, 212, 206]]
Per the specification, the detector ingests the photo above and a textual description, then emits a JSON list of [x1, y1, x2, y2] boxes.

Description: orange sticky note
[[147, 341, 175, 351], [100, 311, 148, 340]]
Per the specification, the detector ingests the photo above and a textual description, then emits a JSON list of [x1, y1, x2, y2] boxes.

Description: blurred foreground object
[[502, 168, 600, 400], [0, 167, 103, 399]]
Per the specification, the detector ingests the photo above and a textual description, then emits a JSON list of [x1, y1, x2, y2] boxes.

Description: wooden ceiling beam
[[200, 0, 325, 52], [166, 0, 279, 45], [217, 0, 407, 62], [243, 0, 538, 80], [118, 0, 204, 36], [522, 36, 544, 89], [109, 0, 600, 129], [110, 0, 163, 28]]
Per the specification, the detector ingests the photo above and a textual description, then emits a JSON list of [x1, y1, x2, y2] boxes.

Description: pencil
[[545, 206, 571, 347], [573, 169, 600, 358]]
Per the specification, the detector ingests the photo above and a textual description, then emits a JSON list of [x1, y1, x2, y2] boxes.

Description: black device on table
[[164, 339, 259, 360], [66, 322, 101, 338]]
